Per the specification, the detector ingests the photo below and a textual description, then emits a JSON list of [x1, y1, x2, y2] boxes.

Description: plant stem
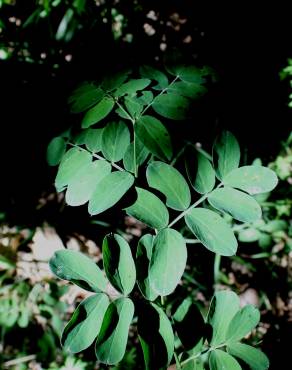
[[180, 343, 226, 367], [168, 193, 209, 228], [214, 253, 221, 285], [68, 142, 125, 172], [133, 121, 137, 177], [141, 75, 180, 116], [170, 145, 187, 166]]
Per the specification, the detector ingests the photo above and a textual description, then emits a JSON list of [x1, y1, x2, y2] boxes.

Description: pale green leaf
[[136, 234, 158, 301], [209, 349, 242, 370], [223, 165, 278, 195], [82, 96, 115, 128], [186, 152, 216, 194], [84, 128, 104, 152], [208, 187, 262, 222], [102, 233, 136, 295], [149, 228, 187, 296], [136, 115, 173, 161], [88, 171, 134, 215], [185, 208, 237, 256], [124, 96, 143, 118], [65, 160, 111, 206], [226, 305, 260, 342], [125, 187, 169, 229], [47, 136, 67, 166], [61, 293, 109, 353], [55, 147, 92, 191], [138, 302, 174, 369], [123, 139, 149, 173], [227, 342, 269, 370], [49, 249, 107, 292], [207, 290, 240, 346], [213, 131, 241, 180], [101, 121, 130, 162], [95, 297, 134, 365], [147, 161, 191, 211], [238, 228, 260, 242], [152, 93, 190, 120]]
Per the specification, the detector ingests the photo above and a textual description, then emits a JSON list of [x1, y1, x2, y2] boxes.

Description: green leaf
[[260, 219, 287, 233], [227, 342, 269, 370], [61, 293, 109, 353], [152, 93, 190, 120], [68, 83, 105, 113], [47, 137, 67, 166], [65, 160, 111, 206], [136, 234, 158, 301], [101, 70, 130, 92], [223, 165, 278, 195], [124, 96, 143, 118], [207, 290, 240, 346], [209, 349, 242, 370], [101, 121, 130, 162], [84, 128, 104, 152], [138, 302, 174, 369], [114, 79, 151, 96], [137, 90, 154, 105], [146, 161, 191, 211], [81, 96, 115, 128], [169, 81, 207, 99], [102, 233, 136, 295], [183, 358, 205, 370], [176, 66, 205, 84], [95, 297, 134, 365], [123, 139, 149, 173], [186, 152, 216, 194], [136, 115, 173, 161], [173, 297, 205, 350], [49, 250, 107, 292], [213, 131, 241, 180], [226, 305, 260, 343], [125, 187, 169, 229], [238, 228, 260, 242], [208, 187, 262, 222], [55, 147, 92, 191], [149, 228, 187, 296], [185, 208, 237, 256], [139, 65, 169, 89], [88, 171, 134, 215]]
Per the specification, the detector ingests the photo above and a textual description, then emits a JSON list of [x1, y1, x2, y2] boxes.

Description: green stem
[[68, 142, 125, 172], [170, 145, 187, 166], [214, 253, 221, 285], [133, 121, 137, 177], [180, 343, 226, 367], [168, 193, 209, 228]]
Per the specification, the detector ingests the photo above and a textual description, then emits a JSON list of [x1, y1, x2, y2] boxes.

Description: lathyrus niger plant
[[46, 64, 277, 369]]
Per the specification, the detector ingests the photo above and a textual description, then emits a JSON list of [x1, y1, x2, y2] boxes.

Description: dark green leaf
[[136, 116, 173, 161], [213, 131, 240, 180], [136, 234, 158, 301], [138, 302, 174, 369], [223, 166, 278, 195], [186, 152, 216, 194], [101, 70, 131, 92], [68, 83, 104, 113], [152, 93, 190, 120], [102, 233, 136, 295], [226, 305, 260, 342], [147, 161, 191, 211], [149, 228, 187, 296], [95, 297, 134, 365], [207, 290, 240, 346], [227, 342, 269, 370], [185, 208, 238, 256], [123, 139, 149, 173], [84, 128, 104, 152], [88, 171, 134, 215], [55, 147, 92, 191], [101, 121, 130, 162], [47, 137, 67, 166], [82, 96, 115, 128], [65, 160, 111, 206], [169, 81, 207, 99], [176, 66, 205, 84], [49, 249, 107, 292], [125, 187, 169, 229], [137, 91, 154, 105], [209, 349, 242, 370], [61, 293, 109, 353], [124, 96, 143, 118], [208, 187, 262, 222], [114, 79, 151, 97], [139, 65, 169, 89]]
